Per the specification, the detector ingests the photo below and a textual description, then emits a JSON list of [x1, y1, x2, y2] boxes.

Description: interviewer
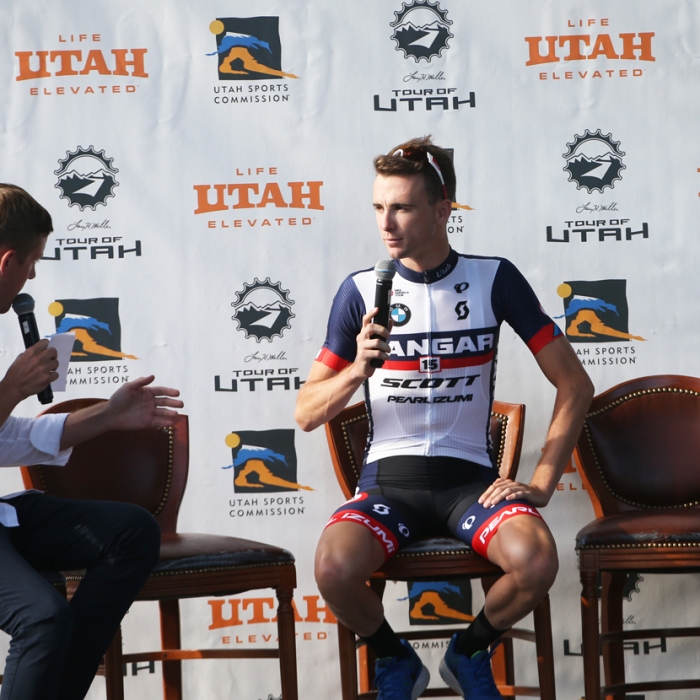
[[0, 183, 183, 700]]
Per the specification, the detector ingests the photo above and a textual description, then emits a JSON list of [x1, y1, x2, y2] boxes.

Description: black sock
[[456, 608, 506, 658], [360, 618, 407, 659]]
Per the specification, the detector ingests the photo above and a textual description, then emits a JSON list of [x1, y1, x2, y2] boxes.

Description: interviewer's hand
[[0, 340, 58, 405], [105, 375, 183, 430], [348, 307, 391, 380], [478, 478, 551, 508]]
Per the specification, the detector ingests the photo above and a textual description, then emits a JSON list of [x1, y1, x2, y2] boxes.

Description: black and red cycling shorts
[[325, 455, 543, 560]]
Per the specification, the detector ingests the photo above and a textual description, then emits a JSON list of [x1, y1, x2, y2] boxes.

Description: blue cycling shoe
[[375, 639, 430, 699], [439, 633, 502, 698]]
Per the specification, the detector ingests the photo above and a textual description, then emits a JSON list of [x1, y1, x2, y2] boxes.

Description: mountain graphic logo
[[222, 430, 312, 493], [404, 579, 473, 626], [231, 278, 295, 342], [54, 146, 119, 210], [390, 0, 453, 63], [562, 130, 625, 193], [207, 17, 298, 81], [49, 298, 138, 362], [555, 280, 645, 343]]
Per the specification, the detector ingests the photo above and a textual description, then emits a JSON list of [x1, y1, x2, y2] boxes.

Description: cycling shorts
[[325, 456, 543, 559]]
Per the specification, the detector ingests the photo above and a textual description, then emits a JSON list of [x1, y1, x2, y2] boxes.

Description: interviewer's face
[[0, 237, 46, 313]]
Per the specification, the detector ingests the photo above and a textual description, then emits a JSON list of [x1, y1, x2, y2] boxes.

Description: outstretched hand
[[106, 375, 183, 430], [59, 376, 183, 450]]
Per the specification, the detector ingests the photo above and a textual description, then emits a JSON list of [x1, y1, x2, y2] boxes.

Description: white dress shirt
[[0, 413, 72, 527]]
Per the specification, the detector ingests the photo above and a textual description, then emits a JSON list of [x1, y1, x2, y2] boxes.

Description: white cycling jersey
[[317, 249, 561, 468]]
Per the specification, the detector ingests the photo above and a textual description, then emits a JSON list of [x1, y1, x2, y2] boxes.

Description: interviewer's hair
[[374, 136, 456, 203], [0, 184, 53, 259]]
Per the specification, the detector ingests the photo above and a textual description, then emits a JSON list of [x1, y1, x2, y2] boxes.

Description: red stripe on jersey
[[316, 347, 351, 372], [527, 323, 562, 356], [382, 351, 495, 372], [471, 504, 543, 557], [325, 509, 399, 558]]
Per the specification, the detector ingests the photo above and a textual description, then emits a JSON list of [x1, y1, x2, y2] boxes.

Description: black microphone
[[12, 293, 54, 405], [370, 259, 396, 369]]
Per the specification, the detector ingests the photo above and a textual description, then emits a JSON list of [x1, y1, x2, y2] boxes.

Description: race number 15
[[419, 357, 440, 373]]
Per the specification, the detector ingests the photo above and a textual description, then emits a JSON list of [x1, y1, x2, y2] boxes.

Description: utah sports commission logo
[[49, 298, 138, 361], [405, 580, 473, 626], [55, 146, 119, 210], [555, 280, 645, 343], [231, 279, 295, 342], [391, 0, 453, 62], [562, 130, 625, 193], [207, 17, 298, 80], [222, 430, 312, 493]]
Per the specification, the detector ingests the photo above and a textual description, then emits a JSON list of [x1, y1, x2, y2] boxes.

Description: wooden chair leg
[[600, 572, 625, 697], [355, 578, 384, 694], [103, 626, 125, 700], [490, 638, 513, 687], [337, 621, 359, 700], [532, 594, 556, 700], [482, 571, 522, 690], [580, 568, 601, 700], [358, 644, 375, 694], [159, 599, 182, 700], [276, 586, 299, 700]]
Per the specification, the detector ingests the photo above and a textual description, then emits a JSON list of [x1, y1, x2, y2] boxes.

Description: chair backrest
[[325, 400, 526, 498], [574, 375, 700, 517], [20, 398, 189, 533]]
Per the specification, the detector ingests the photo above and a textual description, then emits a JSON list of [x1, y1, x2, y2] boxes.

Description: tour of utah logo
[[207, 17, 298, 80], [231, 278, 295, 343], [222, 430, 312, 493], [374, 1, 474, 113], [563, 130, 625, 193], [391, 0, 453, 62], [555, 280, 645, 343], [55, 146, 119, 210], [404, 580, 473, 626], [49, 298, 138, 361]]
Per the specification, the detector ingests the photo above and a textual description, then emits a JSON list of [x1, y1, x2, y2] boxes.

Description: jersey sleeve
[[316, 274, 366, 372], [491, 258, 562, 355]]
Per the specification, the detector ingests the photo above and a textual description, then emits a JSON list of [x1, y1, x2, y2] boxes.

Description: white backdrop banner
[[0, 1, 698, 698]]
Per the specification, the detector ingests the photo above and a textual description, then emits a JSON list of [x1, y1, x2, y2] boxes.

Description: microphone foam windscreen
[[12, 293, 35, 315], [374, 259, 396, 281]]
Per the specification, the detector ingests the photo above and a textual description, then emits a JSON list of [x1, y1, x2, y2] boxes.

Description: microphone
[[12, 293, 53, 405], [370, 259, 396, 369]]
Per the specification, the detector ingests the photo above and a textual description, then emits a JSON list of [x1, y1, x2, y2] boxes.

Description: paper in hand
[[48, 333, 75, 392]]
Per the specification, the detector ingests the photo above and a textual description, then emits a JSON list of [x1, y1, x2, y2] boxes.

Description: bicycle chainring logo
[[54, 146, 119, 210], [231, 278, 295, 342], [390, 0, 453, 63], [562, 130, 625, 193]]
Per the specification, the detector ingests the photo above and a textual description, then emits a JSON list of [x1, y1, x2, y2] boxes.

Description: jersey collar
[[394, 248, 458, 284]]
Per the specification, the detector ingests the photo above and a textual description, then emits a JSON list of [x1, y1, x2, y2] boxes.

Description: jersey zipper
[[425, 270, 434, 456]]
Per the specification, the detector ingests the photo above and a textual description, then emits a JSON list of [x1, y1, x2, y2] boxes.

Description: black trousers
[[0, 492, 160, 700]]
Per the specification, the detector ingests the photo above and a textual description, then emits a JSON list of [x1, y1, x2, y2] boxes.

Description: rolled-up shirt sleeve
[[0, 413, 73, 467]]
